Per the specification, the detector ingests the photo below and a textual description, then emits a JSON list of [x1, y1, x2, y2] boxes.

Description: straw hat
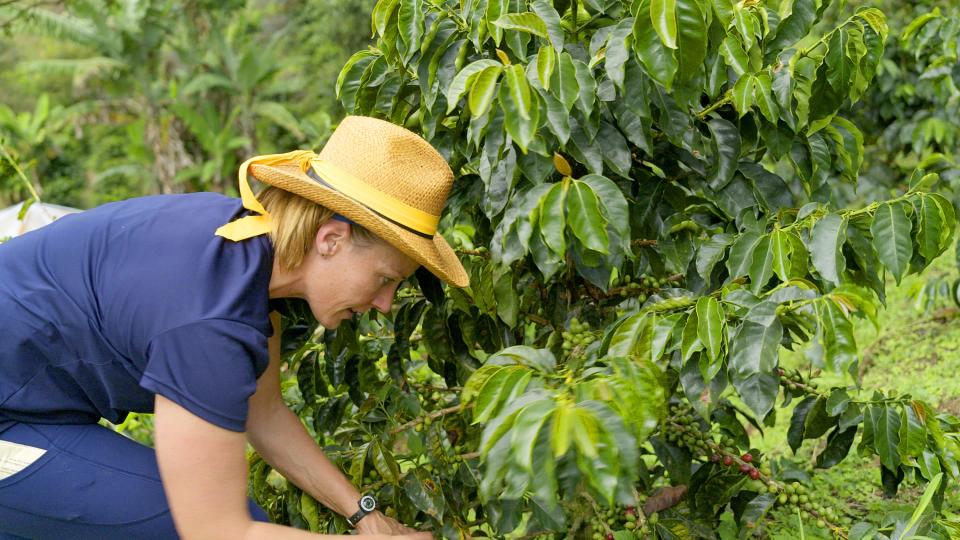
[[215, 116, 469, 287]]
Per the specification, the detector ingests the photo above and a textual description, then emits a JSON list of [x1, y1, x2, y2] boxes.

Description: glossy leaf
[[447, 59, 502, 113], [493, 12, 548, 38], [567, 180, 609, 254], [536, 45, 556, 91], [696, 297, 724, 363], [500, 64, 539, 151], [870, 202, 912, 285], [468, 65, 502, 118], [650, 0, 678, 49], [538, 182, 567, 257], [809, 213, 847, 286], [531, 0, 564, 52], [719, 35, 749, 76]]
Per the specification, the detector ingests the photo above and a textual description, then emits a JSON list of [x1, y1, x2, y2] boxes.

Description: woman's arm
[[154, 395, 374, 540], [245, 314, 422, 535]]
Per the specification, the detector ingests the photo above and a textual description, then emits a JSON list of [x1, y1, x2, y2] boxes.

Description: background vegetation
[[2, 1, 959, 538]]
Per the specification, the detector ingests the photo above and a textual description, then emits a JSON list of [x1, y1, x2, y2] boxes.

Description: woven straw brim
[[250, 162, 469, 288]]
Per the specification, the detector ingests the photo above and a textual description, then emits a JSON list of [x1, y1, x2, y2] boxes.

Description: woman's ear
[[314, 218, 351, 257]]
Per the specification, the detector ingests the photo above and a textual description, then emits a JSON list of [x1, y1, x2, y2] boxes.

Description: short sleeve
[[140, 319, 270, 432]]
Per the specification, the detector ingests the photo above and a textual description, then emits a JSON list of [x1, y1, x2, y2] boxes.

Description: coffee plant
[[250, 0, 960, 537]]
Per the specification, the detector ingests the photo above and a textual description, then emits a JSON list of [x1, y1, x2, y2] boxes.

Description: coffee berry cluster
[[610, 273, 665, 301], [773, 482, 849, 528], [664, 403, 766, 483], [587, 502, 652, 539], [562, 317, 595, 353]]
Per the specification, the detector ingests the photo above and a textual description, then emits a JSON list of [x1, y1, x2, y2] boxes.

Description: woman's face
[[299, 221, 419, 328]]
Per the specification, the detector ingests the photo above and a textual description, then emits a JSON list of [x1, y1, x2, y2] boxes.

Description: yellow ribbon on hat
[[215, 150, 317, 242], [217, 149, 442, 242], [308, 160, 439, 237]]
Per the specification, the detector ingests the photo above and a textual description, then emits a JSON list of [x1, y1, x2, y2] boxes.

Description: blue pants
[[0, 421, 269, 539]]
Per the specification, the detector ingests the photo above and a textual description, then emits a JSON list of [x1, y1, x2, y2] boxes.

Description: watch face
[[360, 495, 377, 512]]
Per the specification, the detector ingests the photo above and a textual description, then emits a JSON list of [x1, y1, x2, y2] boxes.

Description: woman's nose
[[371, 284, 398, 313]]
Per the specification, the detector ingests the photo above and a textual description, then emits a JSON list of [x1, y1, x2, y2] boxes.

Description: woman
[[0, 116, 468, 539]]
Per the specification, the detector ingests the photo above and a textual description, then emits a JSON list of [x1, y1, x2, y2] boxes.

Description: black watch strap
[[346, 494, 377, 527]]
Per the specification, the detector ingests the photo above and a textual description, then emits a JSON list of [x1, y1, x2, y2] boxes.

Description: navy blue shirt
[[0, 193, 274, 432]]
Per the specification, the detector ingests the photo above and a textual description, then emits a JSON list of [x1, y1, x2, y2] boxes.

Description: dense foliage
[[257, 0, 960, 538], [0, 0, 370, 206], [3, 1, 960, 538]]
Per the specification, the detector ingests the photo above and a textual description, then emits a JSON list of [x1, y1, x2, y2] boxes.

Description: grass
[[758, 247, 960, 536]]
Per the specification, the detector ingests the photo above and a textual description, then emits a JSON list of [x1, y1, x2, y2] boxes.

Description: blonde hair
[[257, 186, 381, 270]]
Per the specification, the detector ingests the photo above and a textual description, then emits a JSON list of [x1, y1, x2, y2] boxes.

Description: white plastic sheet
[[0, 201, 78, 240]]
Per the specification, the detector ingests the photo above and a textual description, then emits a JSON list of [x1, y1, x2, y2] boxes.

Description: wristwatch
[[346, 494, 377, 527]]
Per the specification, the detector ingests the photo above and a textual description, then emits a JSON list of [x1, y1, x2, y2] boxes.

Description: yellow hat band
[[215, 149, 440, 242], [307, 160, 439, 237]]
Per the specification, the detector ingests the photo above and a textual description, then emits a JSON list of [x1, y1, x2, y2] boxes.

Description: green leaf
[[809, 213, 847, 286], [898, 402, 926, 463], [770, 229, 794, 281], [580, 174, 631, 252], [607, 312, 653, 358], [729, 318, 782, 378], [539, 182, 568, 257], [720, 35, 749, 76], [707, 118, 741, 190], [788, 396, 817, 453], [765, 0, 818, 63], [493, 12, 548, 38], [732, 5, 757, 47], [681, 311, 704, 361], [550, 51, 579, 111], [474, 366, 532, 424], [820, 298, 858, 374], [696, 297, 724, 363], [403, 469, 446, 520], [914, 193, 952, 263], [726, 231, 763, 279], [551, 402, 573, 457], [572, 59, 597, 117], [633, 1, 679, 88], [511, 398, 557, 472], [650, 0, 678, 49], [468, 65, 502, 118], [870, 202, 912, 285], [447, 59, 502, 114], [732, 73, 754, 118], [397, 0, 424, 63], [493, 270, 519, 327], [536, 46, 556, 90], [463, 364, 503, 404], [371, 441, 401, 484], [604, 19, 634, 89], [567, 181, 610, 254], [749, 234, 773, 293], [873, 404, 902, 472], [733, 372, 780, 420], [856, 7, 888, 42], [697, 233, 734, 280], [491, 345, 557, 373], [336, 50, 378, 111], [816, 426, 857, 468], [500, 64, 540, 151], [675, 0, 707, 83], [531, 0, 564, 51], [300, 492, 320, 531], [824, 27, 853, 94], [570, 407, 600, 458], [372, 0, 400, 37], [752, 72, 779, 123]]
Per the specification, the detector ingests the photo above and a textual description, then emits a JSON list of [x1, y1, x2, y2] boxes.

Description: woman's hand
[[355, 510, 430, 536]]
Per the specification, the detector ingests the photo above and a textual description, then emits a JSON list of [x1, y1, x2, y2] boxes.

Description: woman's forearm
[[247, 399, 362, 518]]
